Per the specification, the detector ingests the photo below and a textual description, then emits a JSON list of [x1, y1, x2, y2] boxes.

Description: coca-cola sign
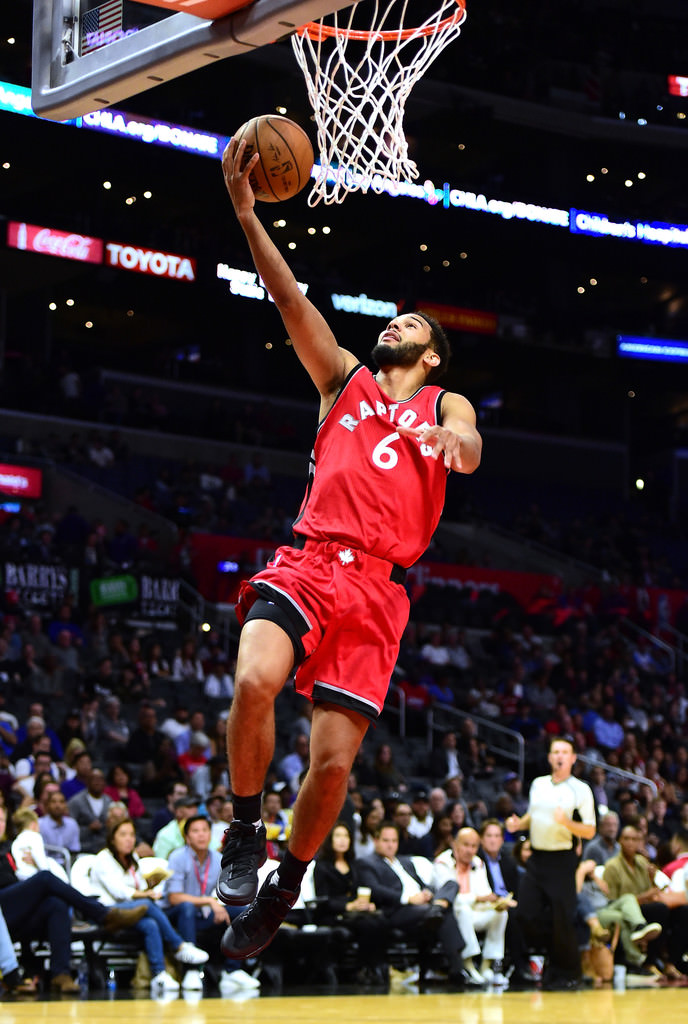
[[7, 221, 103, 264], [105, 241, 196, 281]]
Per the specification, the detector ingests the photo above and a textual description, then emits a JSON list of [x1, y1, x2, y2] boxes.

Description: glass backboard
[[31, 0, 351, 121]]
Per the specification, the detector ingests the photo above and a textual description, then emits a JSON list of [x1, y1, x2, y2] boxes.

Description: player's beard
[[371, 339, 429, 369]]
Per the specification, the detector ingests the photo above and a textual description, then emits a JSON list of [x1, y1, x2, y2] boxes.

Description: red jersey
[[293, 364, 448, 568]]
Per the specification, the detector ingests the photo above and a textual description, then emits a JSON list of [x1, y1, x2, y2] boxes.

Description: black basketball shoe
[[217, 820, 267, 906], [220, 869, 300, 958]]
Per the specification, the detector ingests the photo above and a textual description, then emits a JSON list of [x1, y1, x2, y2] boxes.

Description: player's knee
[[309, 749, 351, 787], [233, 666, 282, 705]]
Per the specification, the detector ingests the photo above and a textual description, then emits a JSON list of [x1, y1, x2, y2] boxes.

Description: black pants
[[387, 903, 465, 975], [517, 848, 580, 981], [0, 870, 108, 976]]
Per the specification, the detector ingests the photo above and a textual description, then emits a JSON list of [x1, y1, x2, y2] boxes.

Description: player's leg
[[217, 618, 294, 906], [287, 703, 368, 861], [221, 703, 369, 958]]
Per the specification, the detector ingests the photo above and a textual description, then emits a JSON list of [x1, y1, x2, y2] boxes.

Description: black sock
[[232, 792, 263, 825], [276, 849, 309, 892]]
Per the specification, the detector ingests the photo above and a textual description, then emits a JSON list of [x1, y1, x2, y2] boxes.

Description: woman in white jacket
[[88, 818, 208, 992]]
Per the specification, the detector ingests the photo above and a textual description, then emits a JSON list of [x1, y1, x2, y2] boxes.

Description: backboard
[[31, 0, 352, 121]]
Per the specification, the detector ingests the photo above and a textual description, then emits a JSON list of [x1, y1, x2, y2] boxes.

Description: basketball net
[[291, 0, 467, 205]]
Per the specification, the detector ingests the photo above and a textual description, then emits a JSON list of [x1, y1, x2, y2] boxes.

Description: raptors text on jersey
[[293, 365, 449, 567]]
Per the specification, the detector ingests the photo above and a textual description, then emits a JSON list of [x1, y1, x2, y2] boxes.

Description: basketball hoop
[[291, 0, 467, 205]]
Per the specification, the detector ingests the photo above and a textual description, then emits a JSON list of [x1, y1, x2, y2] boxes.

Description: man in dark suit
[[479, 818, 534, 985], [356, 822, 465, 987], [67, 767, 112, 853]]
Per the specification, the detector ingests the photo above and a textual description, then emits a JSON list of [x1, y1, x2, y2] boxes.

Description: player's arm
[[222, 138, 357, 399]]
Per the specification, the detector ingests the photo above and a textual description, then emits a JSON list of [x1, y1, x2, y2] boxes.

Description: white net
[[291, 0, 467, 205]]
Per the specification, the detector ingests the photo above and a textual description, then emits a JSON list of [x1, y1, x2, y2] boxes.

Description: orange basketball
[[233, 115, 314, 202]]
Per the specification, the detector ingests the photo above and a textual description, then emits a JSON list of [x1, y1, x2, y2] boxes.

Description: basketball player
[[218, 136, 482, 960]]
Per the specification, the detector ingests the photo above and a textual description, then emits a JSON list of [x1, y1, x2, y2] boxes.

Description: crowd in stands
[[0, 540, 684, 996]]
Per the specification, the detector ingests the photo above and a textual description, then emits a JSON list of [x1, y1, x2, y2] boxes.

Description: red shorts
[[236, 538, 410, 721]]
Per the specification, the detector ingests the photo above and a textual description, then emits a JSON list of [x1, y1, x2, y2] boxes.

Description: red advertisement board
[[0, 464, 43, 498], [7, 221, 103, 263]]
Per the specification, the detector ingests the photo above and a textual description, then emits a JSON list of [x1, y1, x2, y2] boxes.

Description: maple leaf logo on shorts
[[338, 548, 355, 565]]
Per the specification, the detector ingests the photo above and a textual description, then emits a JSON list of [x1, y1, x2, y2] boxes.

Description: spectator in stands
[[422, 812, 456, 859], [34, 776, 61, 818], [206, 791, 231, 851], [592, 703, 625, 755], [61, 749, 92, 800], [367, 742, 408, 796], [108, 519, 137, 567], [20, 613, 52, 664], [89, 818, 208, 993], [11, 807, 69, 882], [312, 821, 390, 986], [428, 731, 462, 785], [67, 767, 111, 852], [262, 790, 291, 861], [51, 630, 83, 682], [191, 754, 230, 803], [498, 773, 529, 818], [125, 703, 166, 769], [153, 796, 200, 860], [12, 711, 62, 762], [602, 825, 671, 974], [575, 855, 660, 973], [15, 643, 53, 700], [104, 763, 146, 820], [171, 639, 204, 687], [354, 801, 385, 859], [583, 810, 621, 865], [98, 695, 130, 756], [164, 815, 259, 994], [663, 828, 688, 879], [278, 733, 310, 795], [47, 603, 84, 646], [178, 731, 211, 783], [37, 790, 80, 864], [147, 641, 171, 681], [391, 801, 426, 856], [176, 711, 210, 759], [12, 748, 57, 803], [356, 822, 465, 988], [408, 788, 434, 839], [150, 781, 189, 839], [434, 826, 512, 985], [479, 818, 532, 984], [420, 629, 451, 667]]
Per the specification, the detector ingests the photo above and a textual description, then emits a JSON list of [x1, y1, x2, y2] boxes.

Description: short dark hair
[[479, 817, 504, 838], [416, 311, 451, 381], [549, 735, 576, 753], [373, 820, 399, 840], [183, 814, 211, 836]]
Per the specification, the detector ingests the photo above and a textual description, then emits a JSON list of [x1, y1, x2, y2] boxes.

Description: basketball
[[233, 115, 314, 202]]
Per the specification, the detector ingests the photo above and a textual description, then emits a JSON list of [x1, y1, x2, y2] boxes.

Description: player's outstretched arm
[[222, 138, 355, 398]]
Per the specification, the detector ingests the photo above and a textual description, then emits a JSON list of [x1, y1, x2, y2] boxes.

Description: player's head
[[372, 311, 450, 382]]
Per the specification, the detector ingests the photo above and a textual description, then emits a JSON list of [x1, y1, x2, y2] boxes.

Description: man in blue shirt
[[164, 816, 259, 993]]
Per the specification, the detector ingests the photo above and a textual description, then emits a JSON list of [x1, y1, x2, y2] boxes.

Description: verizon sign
[[7, 221, 103, 264], [105, 242, 196, 281], [0, 464, 42, 498]]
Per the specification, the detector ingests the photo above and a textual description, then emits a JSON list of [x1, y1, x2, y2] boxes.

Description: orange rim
[[297, 0, 466, 42]]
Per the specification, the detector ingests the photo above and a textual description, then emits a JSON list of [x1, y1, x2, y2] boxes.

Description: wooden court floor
[[2, 988, 687, 1024]]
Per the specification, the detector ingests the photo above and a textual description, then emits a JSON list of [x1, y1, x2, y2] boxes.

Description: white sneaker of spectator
[[175, 942, 209, 965], [219, 969, 261, 990], [181, 970, 204, 991], [151, 970, 180, 992]]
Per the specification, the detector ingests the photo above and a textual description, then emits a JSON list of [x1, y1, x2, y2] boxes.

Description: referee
[[505, 737, 596, 990]]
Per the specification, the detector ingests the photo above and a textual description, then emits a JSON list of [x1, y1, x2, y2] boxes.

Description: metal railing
[[576, 753, 658, 801], [426, 703, 525, 779]]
